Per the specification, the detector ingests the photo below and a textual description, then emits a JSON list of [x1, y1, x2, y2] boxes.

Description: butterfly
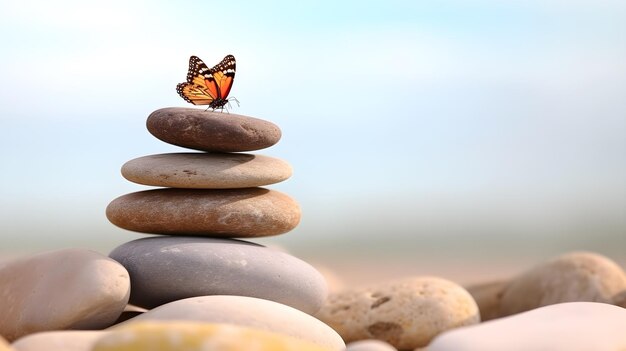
[[176, 55, 238, 111]]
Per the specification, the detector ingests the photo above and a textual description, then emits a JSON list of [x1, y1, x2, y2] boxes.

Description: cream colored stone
[[429, 302, 626, 351], [12, 331, 107, 351], [0, 249, 130, 341], [121, 153, 292, 189], [499, 251, 626, 317], [344, 340, 397, 351], [315, 277, 479, 350], [95, 321, 333, 351], [464, 280, 507, 321], [118, 295, 345, 350]]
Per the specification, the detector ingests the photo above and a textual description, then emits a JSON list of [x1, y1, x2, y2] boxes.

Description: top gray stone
[[147, 108, 282, 152]]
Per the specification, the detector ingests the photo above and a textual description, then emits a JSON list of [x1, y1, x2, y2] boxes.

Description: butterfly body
[[176, 55, 237, 110]]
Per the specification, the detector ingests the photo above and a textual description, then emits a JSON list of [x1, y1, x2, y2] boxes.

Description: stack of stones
[[105, 107, 329, 316]]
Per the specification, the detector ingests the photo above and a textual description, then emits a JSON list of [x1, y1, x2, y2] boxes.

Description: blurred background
[[1, 0, 624, 285]]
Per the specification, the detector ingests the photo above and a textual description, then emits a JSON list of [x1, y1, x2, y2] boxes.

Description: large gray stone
[[109, 236, 328, 313]]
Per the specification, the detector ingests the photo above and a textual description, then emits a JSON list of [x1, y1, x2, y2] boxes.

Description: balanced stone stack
[[105, 107, 329, 315]]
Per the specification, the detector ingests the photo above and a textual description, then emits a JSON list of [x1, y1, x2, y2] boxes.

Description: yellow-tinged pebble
[[0, 336, 13, 351], [92, 321, 334, 351]]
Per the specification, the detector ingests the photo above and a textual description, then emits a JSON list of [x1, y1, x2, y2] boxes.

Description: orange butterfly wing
[[176, 55, 236, 108]]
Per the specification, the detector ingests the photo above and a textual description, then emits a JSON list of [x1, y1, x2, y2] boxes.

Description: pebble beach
[[2, 108, 626, 351]]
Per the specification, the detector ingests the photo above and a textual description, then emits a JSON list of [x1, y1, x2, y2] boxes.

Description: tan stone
[[106, 188, 300, 237], [121, 153, 292, 189], [12, 331, 107, 351], [465, 280, 508, 321], [0, 336, 12, 351], [0, 249, 130, 341], [315, 277, 479, 350], [499, 251, 626, 317], [146, 108, 281, 152], [94, 322, 333, 351]]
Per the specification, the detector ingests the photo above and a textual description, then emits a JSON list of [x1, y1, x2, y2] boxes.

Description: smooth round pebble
[[117, 295, 345, 350], [429, 302, 626, 351], [315, 276, 479, 350], [0, 249, 130, 341], [106, 188, 300, 237], [12, 331, 107, 351], [499, 251, 626, 317], [95, 321, 333, 351], [344, 340, 397, 351], [147, 107, 281, 152], [109, 236, 328, 313], [121, 153, 292, 188]]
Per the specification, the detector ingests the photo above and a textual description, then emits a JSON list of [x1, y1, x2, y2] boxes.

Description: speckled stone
[[0, 249, 130, 341], [499, 251, 626, 317], [315, 277, 479, 350], [94, 322, 334, 351], [121, 153, 292, 189], [147, 108, 281, 152], [118, 296, 345, 350], [429, 302, 626, 351], [109, 236, 328, 313], [11, 331, 107, 351], [106, 188, 300, 237]]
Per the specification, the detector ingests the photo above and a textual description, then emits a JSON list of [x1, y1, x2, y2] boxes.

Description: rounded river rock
[[109, 236, 328, 313], [121, 153, 292, 189], [147, 108, 281, 152], [118, 296, 345, 350], [106, 188, 300, 237]]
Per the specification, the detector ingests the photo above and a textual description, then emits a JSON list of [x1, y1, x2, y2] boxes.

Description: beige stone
[[345, 340, 397, 351], [12, 331, 107, 351], [95, 321, 334, 351], [499, 251, 626, 317], [315, 277, 479, 350], [121, 153, 292, 189], [465, 280, 507, 321], [117, 295, 345, 350], [0, 249, 130, 341], [106, 188, 300, 237], [429, 302, 626, 351]]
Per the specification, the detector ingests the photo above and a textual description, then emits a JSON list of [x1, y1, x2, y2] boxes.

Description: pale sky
[[0, 0, 625, 258]]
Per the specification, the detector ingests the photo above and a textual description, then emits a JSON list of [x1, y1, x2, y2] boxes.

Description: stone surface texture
[[121, 153, 292, 189], [315, 277, 479, 350], [465, 281, 507, 321], [0, 249, 130, 341], [95, 322, 334, 351], [428, 302, 626, 351], [109, 236, 328, 313], [499, 251, 626, 317], [106, 188, 300, 237], [11, 331, 107, 351], [118, 295, 345, 350], [146, 108, 281, 152], [0, 337, 11, 351]]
